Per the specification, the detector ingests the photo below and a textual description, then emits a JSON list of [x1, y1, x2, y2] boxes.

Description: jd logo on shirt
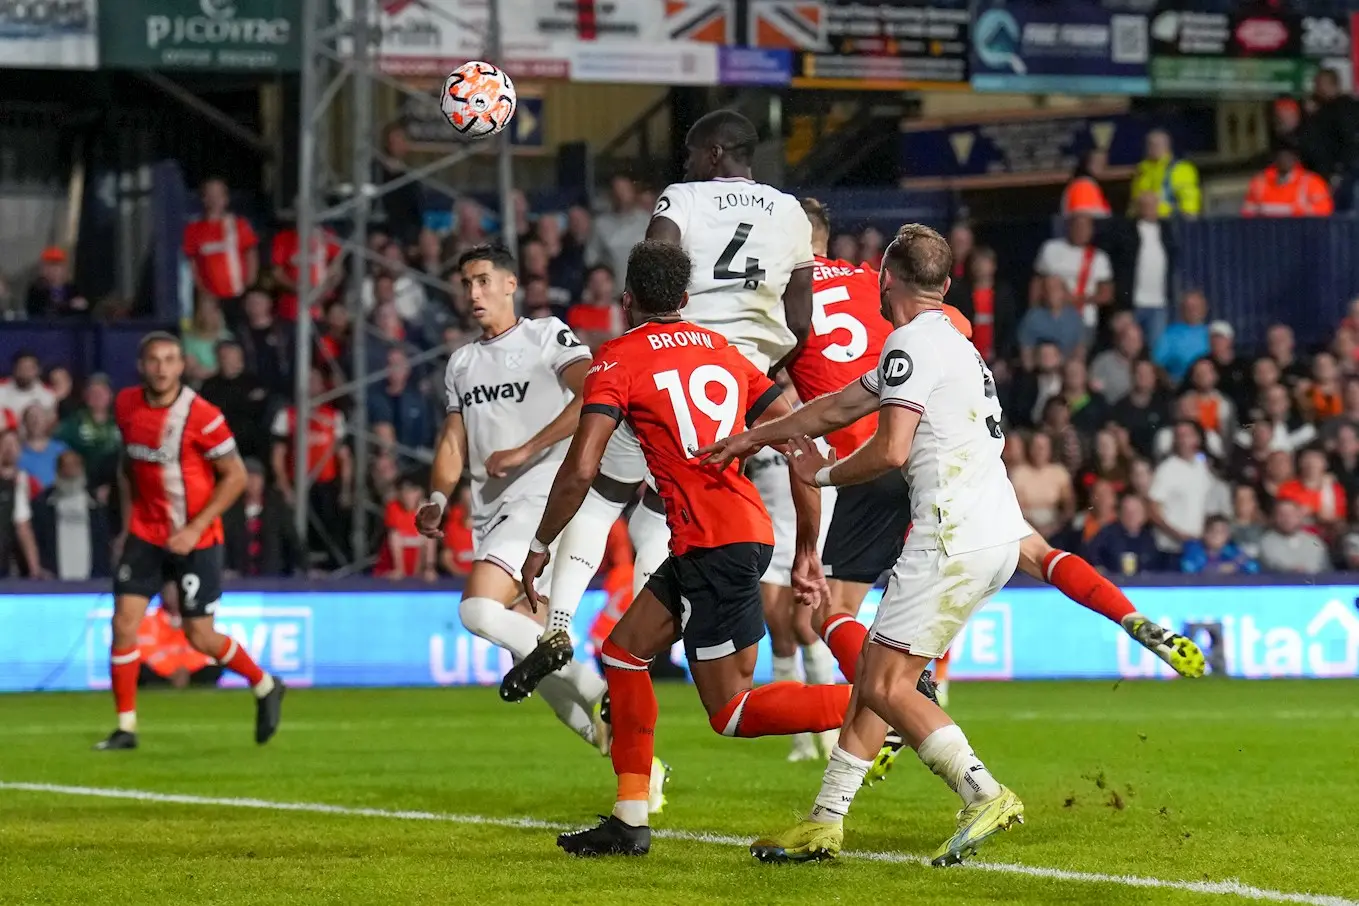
[[883, 351, 913, 386], [557, 329, 582, 348]]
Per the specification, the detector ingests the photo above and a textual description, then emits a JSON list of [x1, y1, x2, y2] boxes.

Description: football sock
[[110, 646, 139, 732], [809, 745, 872, 823], [821, 613, 868, 684], [772, 654, 800, 683], [628, 503, 671, 599], [916, 723, 1002, 807], [709, 682, 850, 737], [802, 640, 835, 686], [459, 596, 539, 660], [547, 488, 621, 634], [555, 659, 607, 712], [215, 638, 270, 694], [537, 672, 600, 748], [602, 639, 656, 828], [1043, 549, 1136, 625]]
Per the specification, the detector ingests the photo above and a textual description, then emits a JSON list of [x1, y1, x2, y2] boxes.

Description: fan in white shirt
[[1031, 215, 1114, 330]]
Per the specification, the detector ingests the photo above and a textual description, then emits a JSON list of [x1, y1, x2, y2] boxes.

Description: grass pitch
[[3, 679, 1358, 906]]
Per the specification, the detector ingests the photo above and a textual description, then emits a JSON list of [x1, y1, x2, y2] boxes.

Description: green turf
[[2, 679, 1358, 906]]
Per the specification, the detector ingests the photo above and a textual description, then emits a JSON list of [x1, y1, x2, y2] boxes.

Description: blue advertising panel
[[718, 46, 793, 85], [4, 582, 1358, 693], [971, 0, 1151, 94]]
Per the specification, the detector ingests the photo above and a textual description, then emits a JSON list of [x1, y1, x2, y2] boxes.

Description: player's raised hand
[[792, 547, 830, 610], [521, 549, 551, 613], [415, 501, 446, 538], [696, 430, 761, 467], [787, 435, 834, 487], [485, 445, 531, 478]]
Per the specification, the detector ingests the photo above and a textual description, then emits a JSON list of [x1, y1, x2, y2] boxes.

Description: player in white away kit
[[417, 245, 663, 803], [505, 110, 832, 703], [702, 226, 1028, 867]]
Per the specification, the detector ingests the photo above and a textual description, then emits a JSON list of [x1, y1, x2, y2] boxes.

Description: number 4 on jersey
[[713, 223, 766, 290]]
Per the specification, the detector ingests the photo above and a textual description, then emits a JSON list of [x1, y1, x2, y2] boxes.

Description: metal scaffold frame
[[292, 0, 516, 572]]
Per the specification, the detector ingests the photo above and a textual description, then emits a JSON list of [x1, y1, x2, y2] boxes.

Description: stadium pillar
[[349, 0, 372, 564], [292, 0, 321, 546], [488, 0, 518, 265]]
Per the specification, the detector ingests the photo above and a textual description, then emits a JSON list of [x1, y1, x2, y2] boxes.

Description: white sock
[[118, 711, 137, 733], [252, 674, 276, 699], [802, 641, 835, 686], [916, 723, 1002, 807], [555, 659, 606, 710], [613, 798, 649, 827], [548, 488, 622, 633], [459, 596, 541, 660], [810, 745, 872, 822], [538, 672, 599, 747], [628, 503, 671, 598], [772, 653, 801, 683]]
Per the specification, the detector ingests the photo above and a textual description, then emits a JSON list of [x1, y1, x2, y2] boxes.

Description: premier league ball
[[441, 61, 517, 139]]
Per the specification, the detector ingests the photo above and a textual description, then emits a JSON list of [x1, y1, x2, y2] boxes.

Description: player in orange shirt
[[97, 332, 284, 751], [520, 240, 850, 857]]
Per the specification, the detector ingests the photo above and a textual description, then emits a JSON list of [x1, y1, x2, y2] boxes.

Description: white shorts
[[748, 447, 835, 587], [870, 540, 1021, 659], [473, 495, 556, 589], [599, 422, 649, 485]]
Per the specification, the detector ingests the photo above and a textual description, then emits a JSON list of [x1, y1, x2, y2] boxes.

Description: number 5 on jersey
[[812, 285, 868, 362], [655, 366, 739, 456]]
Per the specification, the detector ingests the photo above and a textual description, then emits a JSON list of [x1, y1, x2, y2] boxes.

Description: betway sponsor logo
[[125, 443, 174, 464], [460, 381, 530, 408]]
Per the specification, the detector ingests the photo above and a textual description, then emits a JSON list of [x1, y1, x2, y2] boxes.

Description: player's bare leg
[[1017, 533, 1205, 677], [180, 616, 285, 744], [94, 593, 152, 750], [461, 560, 608, 752], [764, 582, 816, 762]]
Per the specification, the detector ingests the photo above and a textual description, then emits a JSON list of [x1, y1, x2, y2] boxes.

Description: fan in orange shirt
[[377, 476, 436, 579]]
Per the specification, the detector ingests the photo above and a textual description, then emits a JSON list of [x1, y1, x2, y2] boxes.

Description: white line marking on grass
[[2, 781, 1355, 906]]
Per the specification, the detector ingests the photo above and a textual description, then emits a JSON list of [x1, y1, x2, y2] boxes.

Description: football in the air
[[441, 61, 517, 139]]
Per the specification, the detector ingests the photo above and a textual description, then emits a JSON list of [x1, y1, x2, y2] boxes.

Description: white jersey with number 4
[[860, 309, 1029, 555], [653, 177, 814, 372], [444, 317, 591, 513]]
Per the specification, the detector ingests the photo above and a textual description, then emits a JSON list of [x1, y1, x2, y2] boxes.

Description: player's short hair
[[882, 224, 952, 293], [800, 197, 830, 237], [138, 331, 182, 358], [686, 110, 758, 165], [625, 240, 692, 315], [457, 243, 517, 275]]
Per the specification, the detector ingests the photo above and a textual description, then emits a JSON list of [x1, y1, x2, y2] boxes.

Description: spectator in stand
[[1109, 191, 1174, 348], [453, 198, 490, 252], [377, 474, 435, 580], [57, 374, 120, 492], [18, 405, 66, 489], [1258, 449, 1295, 514], [537, 211, 585, 301], [1042, 397, 1086, 474], [182, 293, 233, 383], [362, 239, 426, 321], [1129, 456, 1153, 499], [1153, 290, 1210, 384], [183, 177, 258, 326], [1149, 420, 1225, 554], [1331, 423, 1359, 502], [1181, 514, 1258, 575], [946, 245, 1015, 363], [1019, 277, 1086, 366], [30, 449, 109, 580], [566, 264, 623, 349], [1010, 431, 1074, 539], [1266, 323, 1308, 389], [368, 301, 415, 376], [237, 289, 294, 396], [1060, 148, 1111, 218], [830, 233, 858, 263], [1242, 138, 1333, 217], [368, 348, 434, 459], [1031, 214, 1114, 338], [1338, 530, 1359, 572], [1258, 498, 1330, 575], [0, 352, 55, 427], [858, 227, 885, 269], [587, 175, 650, 277], [316, 301, 351, 381], [45, 366, 74, 420], [0, 431, 41, 577], [521, 276, 557, 320], [1208, 321, 1253, 415], [946, 222, 973, 283], [271, 219, 342, 321], [439, 481, 475, 577], [1076, 477, 1119, 550], [24, 247, 88, 319], [519, 238, 571, 312], [1088, 314, 1142, 405], [1112, 359, 1170, 458], [1008, 339, 1063, 427], [508, 189, 534, 248], [1229, 420, 1275, 488], [564, 205, 594, 279], [1321, 375, 1359, 446], [1301, 351, 1344, 423], [414, 229, 454, 309], [271, 366, 353, 565], [1129, 128, 1201, 218], [375, 122, 425, 246], [1298, 67, 1359, 210], [1156, 394, 1226, 461], [1246, 383, 1317, 454], [1060, 358, 1109, 434], [200, 340, 270, 461], [1185, 357, 1236, 446], [1276, 446, 1348, 533], [223, 458, 306, 577], [1078, 429, 1131, 503], [1088, 493, 1164, 575], [1230, 483, 1267, 562]]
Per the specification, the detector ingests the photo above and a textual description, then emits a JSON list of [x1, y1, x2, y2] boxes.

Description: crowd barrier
[[3, 576, 1356, 693]]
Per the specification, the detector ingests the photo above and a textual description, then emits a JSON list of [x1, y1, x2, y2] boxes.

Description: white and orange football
[[441, 61, 517, 139]]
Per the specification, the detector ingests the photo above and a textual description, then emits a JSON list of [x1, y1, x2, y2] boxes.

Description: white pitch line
[[2, 781, 1355, 906]]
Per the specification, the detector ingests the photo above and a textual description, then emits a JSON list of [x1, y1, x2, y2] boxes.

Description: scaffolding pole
[[292, 0, 321, 545], [488, 0, 517, 262], [349, 0, 372, 563]]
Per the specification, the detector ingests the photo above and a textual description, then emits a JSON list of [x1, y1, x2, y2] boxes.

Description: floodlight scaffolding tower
[[293, 0, 517, 570]]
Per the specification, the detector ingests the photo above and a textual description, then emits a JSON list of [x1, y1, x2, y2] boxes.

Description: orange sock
[[110, 646, 139, 724], [820, 613, 868, 684], [215, 638, 266, 686], [934, 648, 951, 683], [601, 638, 657, 780], [709, 682, 850, 738], [1043, 550, 1136, 625]]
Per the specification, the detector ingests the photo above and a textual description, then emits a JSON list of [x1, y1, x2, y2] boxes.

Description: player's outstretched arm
[[770, 266, 813, 378], [485, 360, 591, 478], [417, 412, 467, 538], [788, 405, 920, 490], [697, 379, 879, 467]]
